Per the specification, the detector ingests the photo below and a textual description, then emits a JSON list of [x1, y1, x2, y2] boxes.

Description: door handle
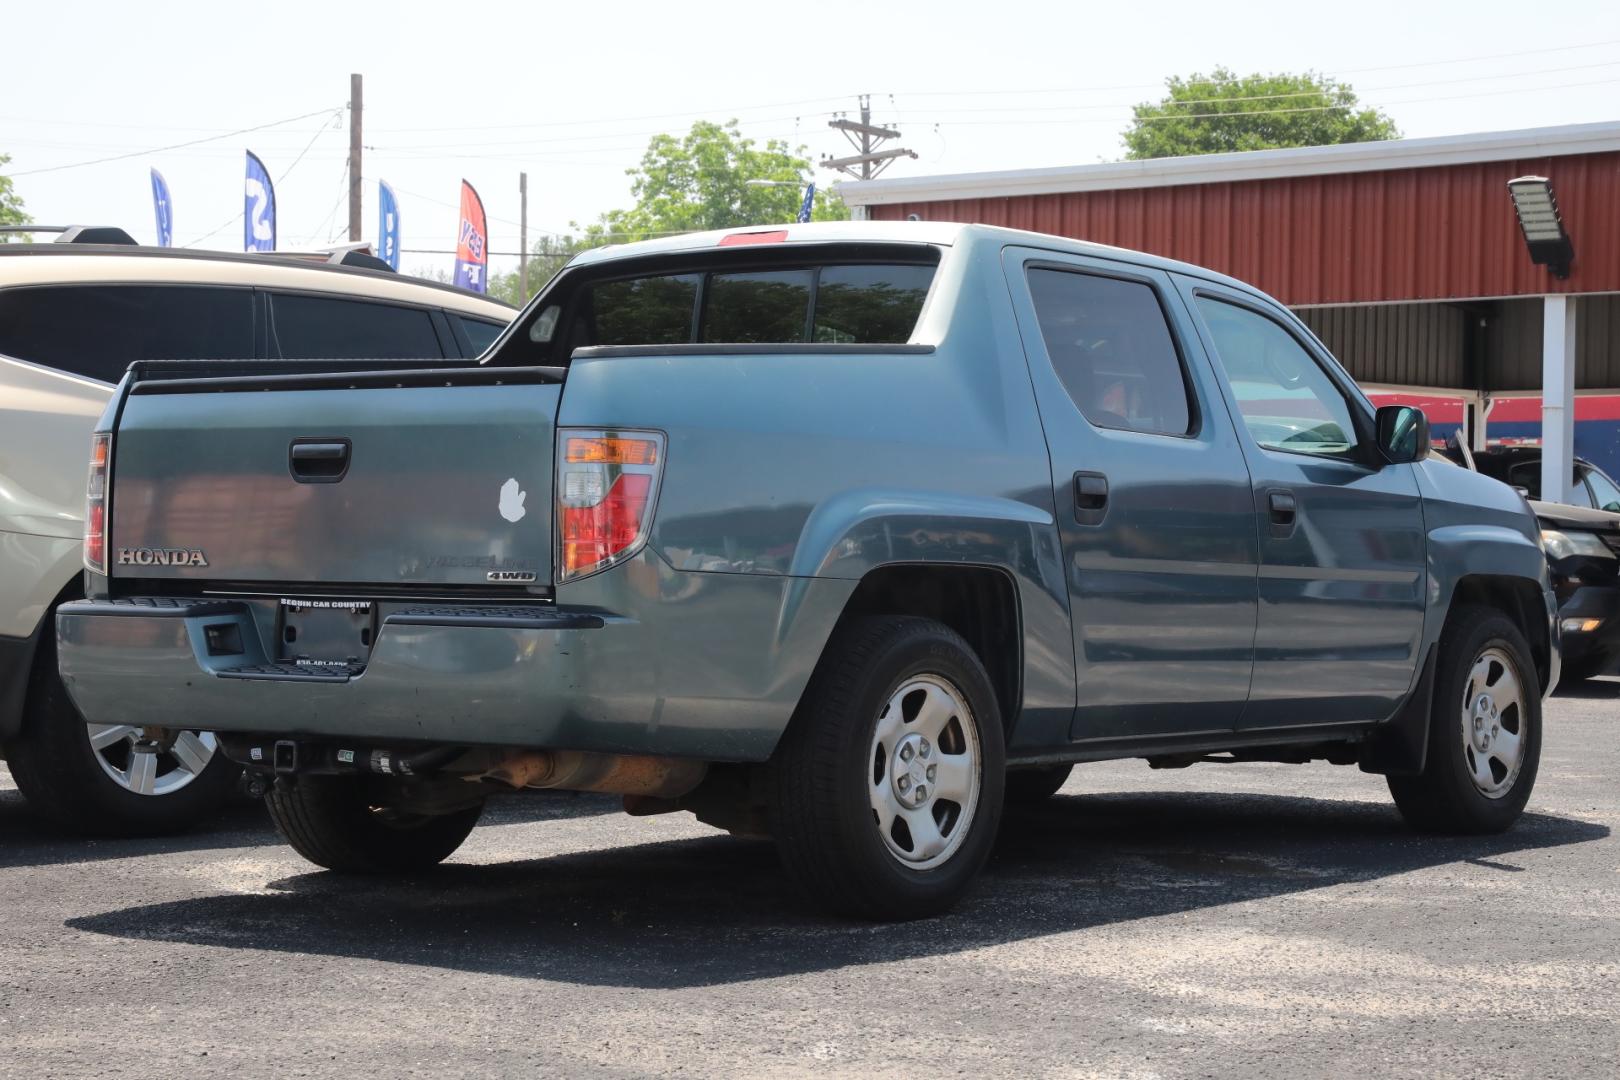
[[1074, 471, 1109, 525], [1268, 490, 1297, 534], [289, 439, 351, 483]]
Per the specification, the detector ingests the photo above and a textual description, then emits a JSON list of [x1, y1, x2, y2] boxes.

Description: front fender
[[1427, 523, 1549, 603]]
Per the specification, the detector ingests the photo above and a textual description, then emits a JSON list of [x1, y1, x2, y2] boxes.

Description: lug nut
[[927, 764, 937, 781], [914, 785, 927, 801], [898, 776, 910, 791], [900, 745, 914, 762]]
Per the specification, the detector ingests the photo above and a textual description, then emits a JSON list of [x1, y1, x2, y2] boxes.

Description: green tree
[[487, 233, 590, 305], [1123, 69, 1399, 159], [583, 119, 846, 246], [0, 153, 32, 237]]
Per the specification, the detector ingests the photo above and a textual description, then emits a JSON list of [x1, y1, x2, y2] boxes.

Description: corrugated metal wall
[[1482, 294, 1620, 392], [872, 151, 1620, 307], [1297, 294, 1620, 392], [1298, 303, 1468, 389]]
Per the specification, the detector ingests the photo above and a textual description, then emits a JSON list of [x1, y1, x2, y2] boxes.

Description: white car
[[0, 231, 513, 834]]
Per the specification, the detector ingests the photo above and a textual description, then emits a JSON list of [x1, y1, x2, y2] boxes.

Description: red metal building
[[841, 122, 1620, 500]]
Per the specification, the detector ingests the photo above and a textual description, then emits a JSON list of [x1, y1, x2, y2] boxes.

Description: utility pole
[[519, 172, 529, 299], [347, 73, 363, 243], [822, 94, 916, 181]]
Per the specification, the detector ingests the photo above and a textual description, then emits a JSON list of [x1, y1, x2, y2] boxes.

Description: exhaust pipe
[[471, 749, 707, 799]]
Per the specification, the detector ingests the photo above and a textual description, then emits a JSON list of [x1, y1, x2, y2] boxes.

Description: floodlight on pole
[[1507, 176, 1574, 280]]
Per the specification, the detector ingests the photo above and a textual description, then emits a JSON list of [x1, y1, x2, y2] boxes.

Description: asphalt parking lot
[[2, 686, 1617, 1080]]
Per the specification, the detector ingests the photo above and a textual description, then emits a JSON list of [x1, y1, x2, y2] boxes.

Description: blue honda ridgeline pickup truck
[[57, 222, 1556, 919]]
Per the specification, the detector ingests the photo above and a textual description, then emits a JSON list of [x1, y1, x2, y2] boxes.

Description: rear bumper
[[56, 554, 856, 762]]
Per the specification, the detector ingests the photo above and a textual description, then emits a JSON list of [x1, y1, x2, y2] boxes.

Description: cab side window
[[1194, 296, 1358, 458], [1026, 268, 1193, 437]]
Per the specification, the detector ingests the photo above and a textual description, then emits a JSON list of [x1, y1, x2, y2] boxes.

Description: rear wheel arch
[[833, 562, 1023, 736]]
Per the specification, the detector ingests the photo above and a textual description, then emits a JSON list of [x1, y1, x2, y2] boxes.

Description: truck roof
[[568, 220, 1265, 298]]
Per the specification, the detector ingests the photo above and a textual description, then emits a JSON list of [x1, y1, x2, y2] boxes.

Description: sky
[[4, 0, 1618, 285]]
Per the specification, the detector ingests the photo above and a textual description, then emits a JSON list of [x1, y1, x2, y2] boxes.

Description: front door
[[1004, 248, 1260, 744], [1177, 279, 1427, 730]]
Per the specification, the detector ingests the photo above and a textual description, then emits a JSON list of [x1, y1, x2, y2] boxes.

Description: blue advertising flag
[[377, 180, 401, 271], [149, 169, 174, 247], [243, 150, 276, 252], [797, 182, 816, 224]]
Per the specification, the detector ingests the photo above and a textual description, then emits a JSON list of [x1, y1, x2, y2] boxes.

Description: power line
[[369, 95, 850, 134], [9, 107, 342, 177], [898, 60, 1620, 116], [178, 123, 343, 250], [364, 57, 1617, 157], [887, 38, 1620, 99], [912, 76, 1620, 126], [367, 114, 818, 154], [275, 113, 343, 184]]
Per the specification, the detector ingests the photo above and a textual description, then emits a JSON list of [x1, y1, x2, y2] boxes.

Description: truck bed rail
[[125, 358, 565, 394]]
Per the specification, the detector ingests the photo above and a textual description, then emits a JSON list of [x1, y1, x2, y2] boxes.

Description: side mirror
[[1375, 404, 1430, 465]]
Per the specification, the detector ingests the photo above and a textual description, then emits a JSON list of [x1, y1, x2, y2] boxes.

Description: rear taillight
[[556, 430, 665, 582], [84, 432, 110, 573]]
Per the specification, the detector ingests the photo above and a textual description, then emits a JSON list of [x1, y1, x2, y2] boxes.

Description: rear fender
[[783, 489, 1076, 748]]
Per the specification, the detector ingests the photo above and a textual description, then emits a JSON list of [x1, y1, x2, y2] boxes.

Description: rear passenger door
[[1003, 248, 1260, 744], [1177, 279, 1427, 730]]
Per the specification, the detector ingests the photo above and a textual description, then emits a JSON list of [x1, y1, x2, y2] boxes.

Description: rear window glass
[[577, 263, 933, 348], [592, 273, 699, 345], [702, 270, 813, 343], [269, 293, 444, 359], [0, 284, 254, 382], [813, 264, 935, 344]]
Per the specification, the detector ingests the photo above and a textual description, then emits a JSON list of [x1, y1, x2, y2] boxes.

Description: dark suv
[[1441, 442, 1620, 680]]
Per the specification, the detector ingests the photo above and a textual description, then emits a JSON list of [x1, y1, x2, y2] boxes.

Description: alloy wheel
[[85, 725, 218, 797], [868, 674, 981, 870], [1459, 646, 1527, 800]]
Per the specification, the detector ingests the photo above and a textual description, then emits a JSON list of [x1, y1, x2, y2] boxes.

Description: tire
[[1004, 764, 1074, 805], [768, 615, 1006, 920], [266, 774, 483, 873], [1388, 604, 1541, 834], [5, 622, 239, 836]]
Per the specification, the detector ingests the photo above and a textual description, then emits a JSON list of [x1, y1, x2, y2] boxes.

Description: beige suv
[[0, 234, 513, 834]]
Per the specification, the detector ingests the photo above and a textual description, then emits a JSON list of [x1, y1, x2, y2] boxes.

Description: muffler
[[468, 749, 707, 799]]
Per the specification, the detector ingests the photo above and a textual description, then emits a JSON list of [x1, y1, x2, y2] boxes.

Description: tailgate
[[109, 369, 560, 588]]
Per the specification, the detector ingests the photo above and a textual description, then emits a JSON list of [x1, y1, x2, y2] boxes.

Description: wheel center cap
[[1471, 694, 1498, 751], [892, 733, 935, 807]]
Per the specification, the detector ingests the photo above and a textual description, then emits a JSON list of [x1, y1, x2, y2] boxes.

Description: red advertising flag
[[454, 180, 488, 293]]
